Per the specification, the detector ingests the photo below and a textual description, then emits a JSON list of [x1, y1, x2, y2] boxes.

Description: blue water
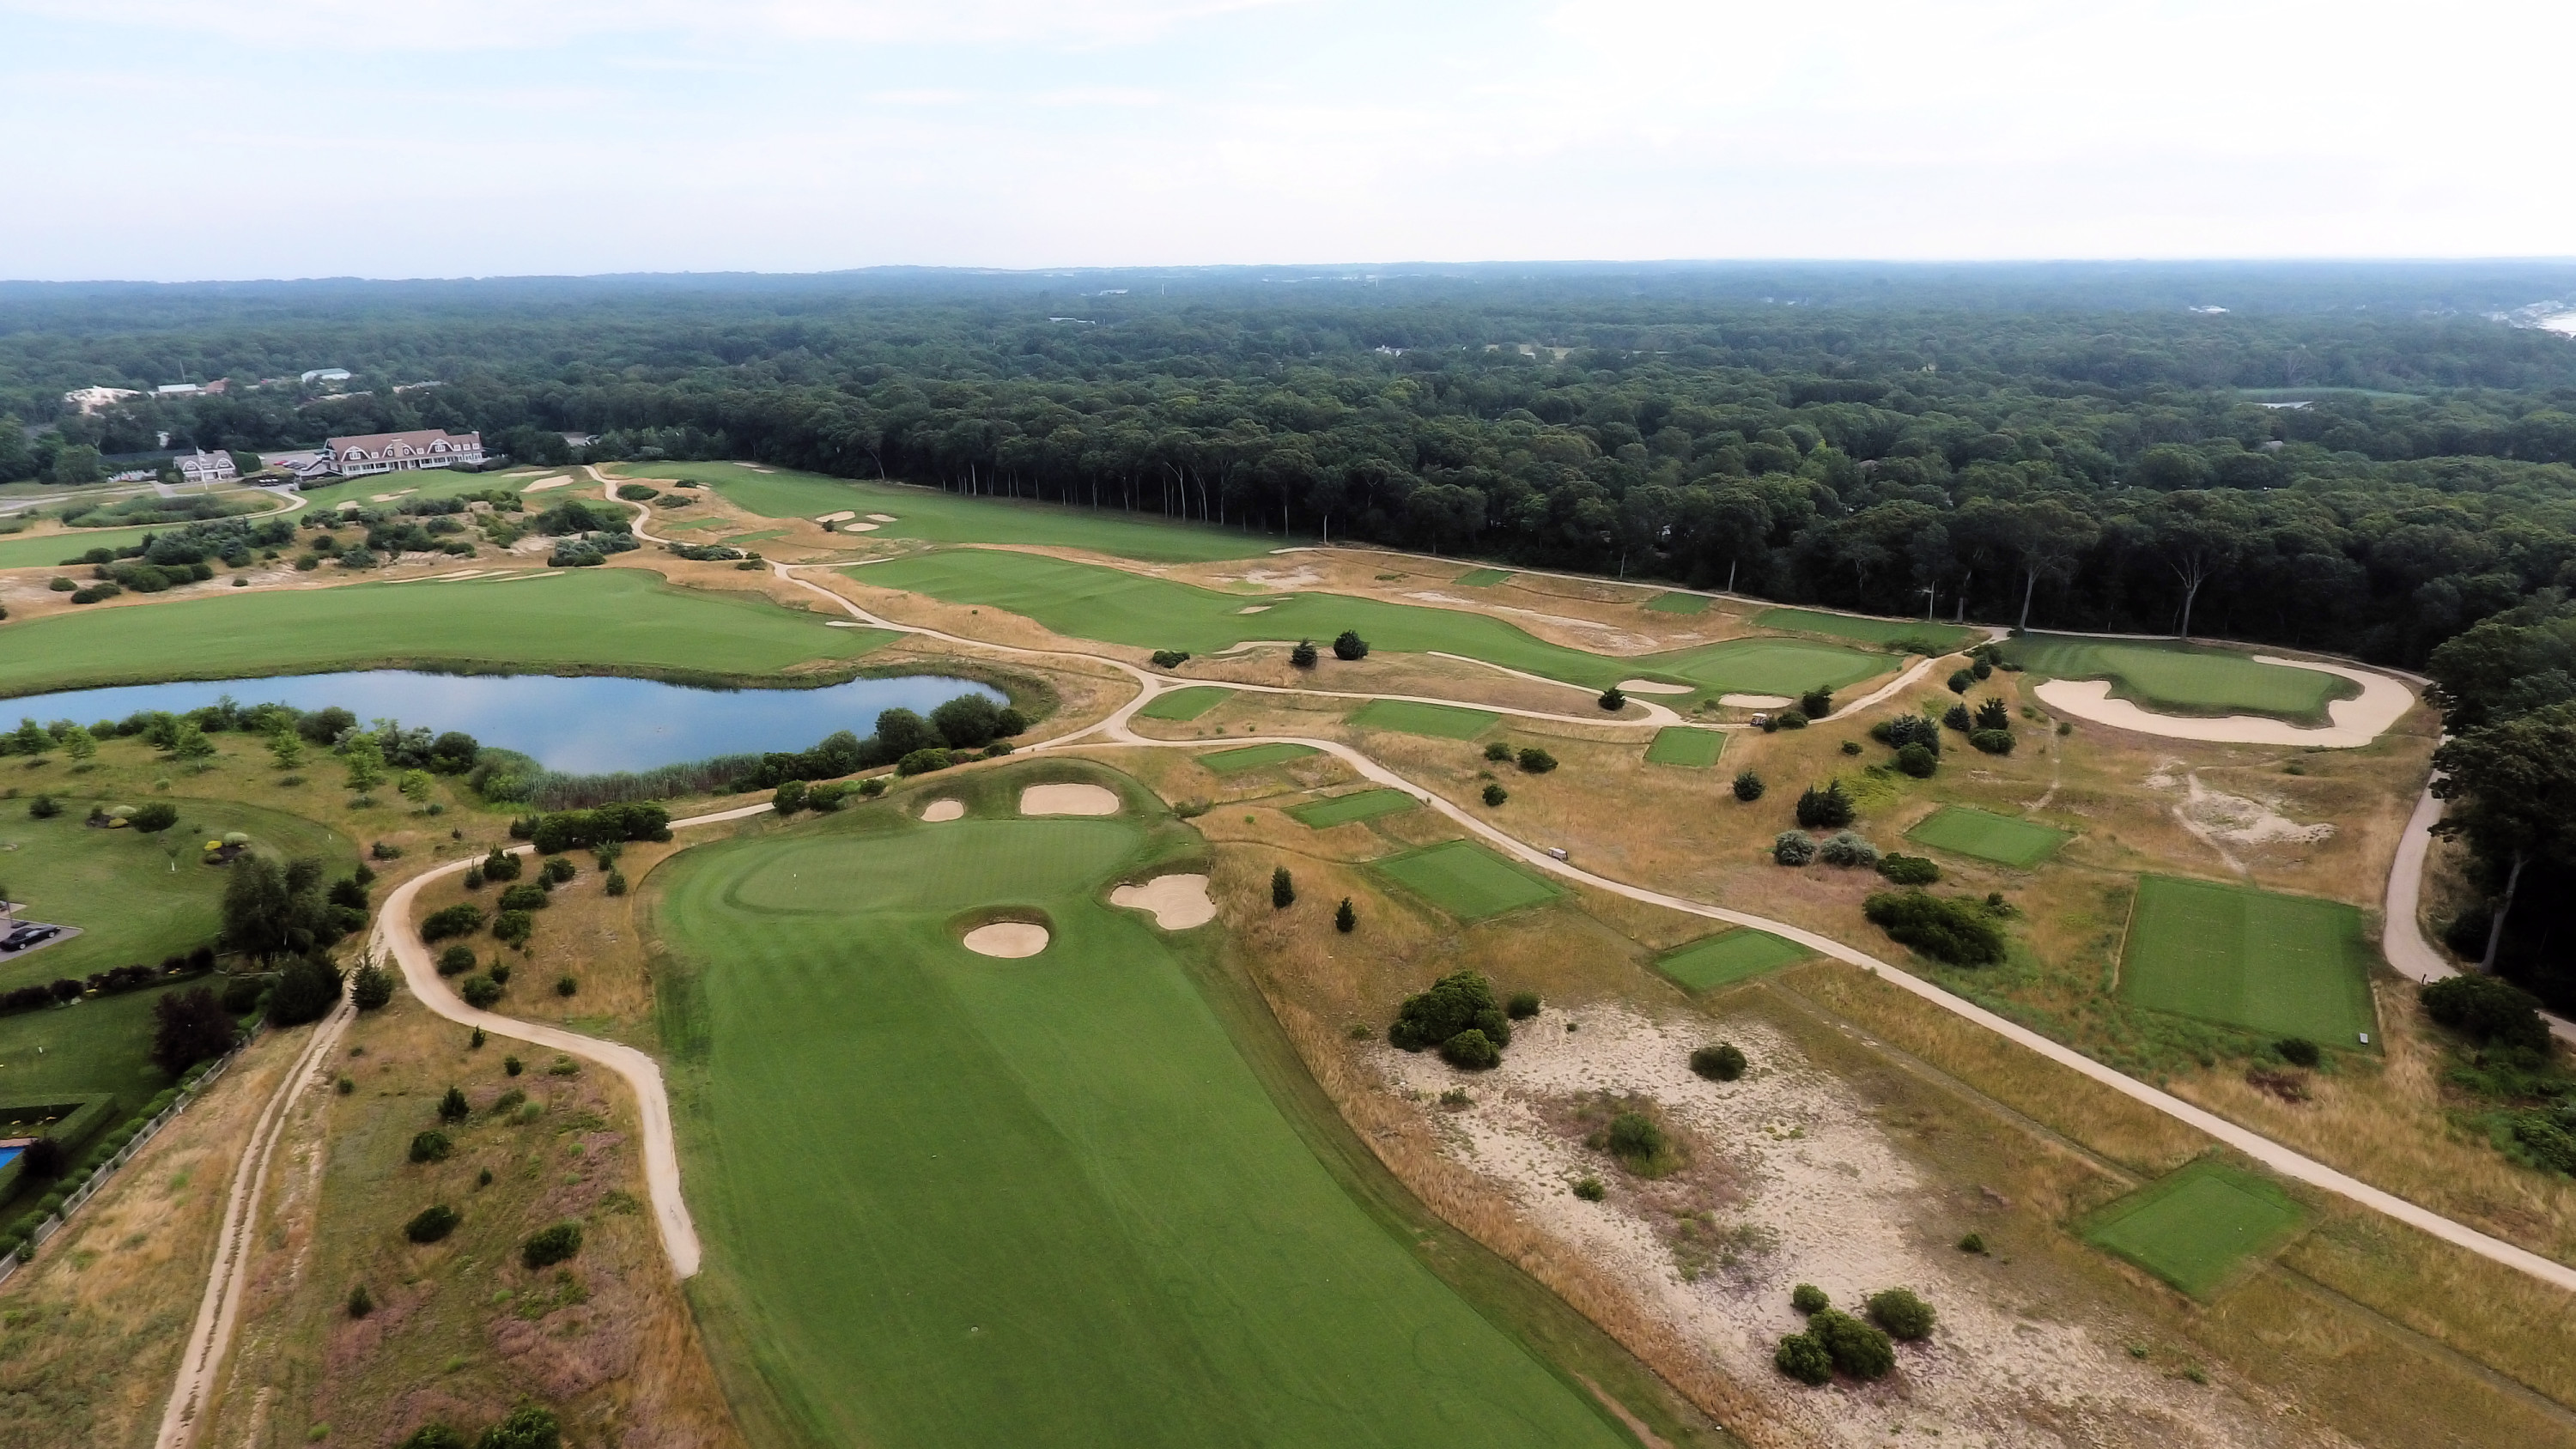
[[0, 1147, 20, 1173], [1, 671, 1007, 775]]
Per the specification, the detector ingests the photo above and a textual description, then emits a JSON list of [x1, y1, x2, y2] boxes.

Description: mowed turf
[[1754, 607, 1973, 652], [1373, 840, 1562, 920], [1452, 567, 1514, 586], [1905, 806, 2069, 868], [2005, 634, 2354, 722], [653, 782, 1631, 1449], [1642, 591, 1710, 614], [2082, 1160, 2305, 1299], [1288, 788, 1420, 828], [2119, 876, 2378, 1043], [1346, 700, 1499, 739], [0, 568, 896, 694], [1656, 930, 1811, 991], [1643, 727, 1724, 767], [618, 459, 1269, 562], [1136, 686, 1235, 721], [1638, 637, 1892, 697], [1198, 742, 1318, 774]]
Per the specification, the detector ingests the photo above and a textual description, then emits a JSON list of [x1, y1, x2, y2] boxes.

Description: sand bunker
[[1020, 784, 1120, 816], [920, 798, 964, 822], [1718, 693, 1794, 709], [1109, 874, 1215, 930], [521, 477, 570, 492], [1237, 604, 1273, 614], [841, 522, 879, 532], [1616, 679, 1693, 695], [2036, 657, 2413, 748], [866, 513, 897, 523], [962, 922, 1048, 957], [813, 510, 856, 524]]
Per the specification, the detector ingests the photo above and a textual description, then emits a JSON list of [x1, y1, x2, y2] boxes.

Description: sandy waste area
[[1109, 874, 1215, 929], [1021, 784, 1120, 816], [920, 798, 965, 822], [2035, 658, 2411, 748]]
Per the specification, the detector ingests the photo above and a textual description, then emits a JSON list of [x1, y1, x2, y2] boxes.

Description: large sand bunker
[[1020, 784, 1120, 816], [962, 922, 1048, 957], [920, 798, 964, 822], [1718, 693, 1793, 709], [1617, 679, 1693, 695], [1109, 874, 1215, 930], [2036, 657, 2413, 748], [813, 510, 856, 524]]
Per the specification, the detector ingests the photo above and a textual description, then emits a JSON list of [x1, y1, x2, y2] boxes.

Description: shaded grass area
[[1643, 728, 1724, 767], [1288, 789, 1421, 829], [1655, 931, 1811, 991], [1199, 743, 1319, 775], [1905, 806, 2069, 869], [2081, 1159, 2305, 1299], [619, 460, 1271, 562], [1753, 607, 1972, 652], [1136, 686, 1235, 721], [1346, 700, 1500, 739], [1641, 592, 1709, 615], [0, 568, 895, 695], [652, 766, 1634, 1449], [2120, 876, 2378, 1044], [1453, 568, 1513, 586], [1372, 840, 1563, 921], [2005, 634, 2357, 723]]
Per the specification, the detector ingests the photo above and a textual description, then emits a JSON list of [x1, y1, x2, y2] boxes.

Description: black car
[[0, 924, 60, 952]]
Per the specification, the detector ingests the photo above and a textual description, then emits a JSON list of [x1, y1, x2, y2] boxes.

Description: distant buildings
[[319, 429, 485, 477], [175, 449, 237, 485], [154, 379, 228, 398], [63, 386, 140, 414], [301, 368, 353, 385]]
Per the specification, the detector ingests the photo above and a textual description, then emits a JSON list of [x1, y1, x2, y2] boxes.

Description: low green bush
[[460, 975, 502, 1009], [1810, 1308, 1893, 1379], [1875, 852, 1940, 886], [1516, 747, 1557, 774], [521, 1222, 583, 1269], [348, 1282, 374, 1318], [1484, 740, 1512, 761], [1794, 780, 1855, 828], [421, 905, 485, 942], [540, 856, 576, 885], [1690, 1043, 1747, 1082], [409, 1130, 452, 1163], [1868, 1287, 1936, 1340], [1790, 1282, 1829, 1314], [1605, 1112, 1664, 1162], [1862, 890, 2007, 966], [1896, 742, 1939, 777], [492, 910, 534, 948], [1732, 770, 1765, 802], [1818, 830, 1877, 867], [497, 882, 550, 912], [1772, 831, 1815, 866], [2276, 1036, 2322, 1067], [436, 944, 476, 975], [404, 1203, 460, 1244], [1482, 782, 1508, 807], [1439, 1028, 1501, 1070], [1572, 1176, 1606, 1202], [1969, 729, 2014, 755], [1505, 991, 1540, 1020], [1958, 1231, 1986, 1254], [438, 1086, 471, 1121], [1774, 1332, 1832, 1385]]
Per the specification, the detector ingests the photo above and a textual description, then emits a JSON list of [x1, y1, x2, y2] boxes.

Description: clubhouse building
[[321, 429, 485, 477]]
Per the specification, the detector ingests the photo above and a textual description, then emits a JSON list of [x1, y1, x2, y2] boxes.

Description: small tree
[[1691, 1043, 1747, 1081], [341, 736, 388, 793], [170, 723, 218, 771], [62, 725, 97, 766], [1484, 740, 1513, 761], [1896, 742, 1939, 777], [404, 1203, 460, 1244], [1332, 630, 1369, 660], [11, 718, 48, 756], [1794, 781, 1855, 829], [27, 794, 59, 819], [399, 769, 435, 806], [1974, 697, 2012, 731], [1598, 687, 1626, 712], [409, 1130, 452, 1163], [352, 961, 394, 1010], [1516, 747, 1557, 774], [438, 1086, 471, 1121], [772, 779, 807, 814], [1290, 639, 1319, 669], [521, 1222, 583, 1269], [1947, 668, 1974, 694], [346, 1283, 374, 1319], [1271, 866, 1295, 909], [131, 801, 180, 834], [1334, 898, 1355, 932], [151, 987, 236, 1076], [267, 729, 306, 771], [1798, 687, 1833, 718], [1868, 1288, 1936, 1341], [461, 975, 503, 1009], [1732, 770, 1765, 802], [269, 956, 343, 1025]]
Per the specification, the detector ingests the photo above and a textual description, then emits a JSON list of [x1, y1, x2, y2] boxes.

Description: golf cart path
[[2382, 776, 2576, 1046]]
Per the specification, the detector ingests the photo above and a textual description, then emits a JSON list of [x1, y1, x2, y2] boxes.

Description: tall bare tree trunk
[[2482, 850, 2528, 973]]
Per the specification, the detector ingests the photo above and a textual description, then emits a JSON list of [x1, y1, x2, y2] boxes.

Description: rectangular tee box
[[1905, 806, 2069, 869], [1197, 743, 1319, 775], [1288, 789, 1420, 829], [2118, 875, 2378, 1044], [1346, 700, 1500, 740], [1373, 840, 1562, 921], [1644, 728, 1724, 767], [1655, 930, 1811, 991]]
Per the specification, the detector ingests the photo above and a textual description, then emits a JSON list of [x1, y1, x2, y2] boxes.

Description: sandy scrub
[[2145, 763, 2335, 876], [2034, 658, 2413, 748], [920, 798, 965, 822], [962, 922, 1048, 957], [813, 510, 856, 524], [1224, 565, 1326, 589], [1617, 679, 1695, 695], [1718, 693, 1794, 709], [1020, 783, 1121, 815], [1109, 873, 1216, 929]]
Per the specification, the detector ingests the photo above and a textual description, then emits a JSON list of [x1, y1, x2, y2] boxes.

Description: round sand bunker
[[961, 922, 1048, 957], [1109, 874, 1215, 930], [1020, 784, 1120, 816], [920, 798, 964, 822]]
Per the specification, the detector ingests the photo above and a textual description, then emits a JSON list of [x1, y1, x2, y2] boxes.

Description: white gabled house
[[321, 429, 484, 476]]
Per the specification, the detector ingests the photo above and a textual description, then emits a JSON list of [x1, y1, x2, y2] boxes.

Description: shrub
[[1335, 898, 1355, 932], [268, 957, 344, 1027], [617, 483, 659, 501], [28, 794, 59, 819], [1482, 782, 1508, 807], [605, 870, 628, 897], [481, 847, 523, 882], [1811, 1308, 1894, 1379], [1862, 890, 2007, 966], [1875, 852, 1940, 886], [460, 975, 502, 1009], [1775, 1332, 1833, 1385], [2276, 1037, 2322, 1067], [1819, 831, 1878, 868], [555, 974, 578, 997], [521, 1222, 583, 1269], [1947, 668, 1974, 694], [1516, 747, 1558, 774], [504, 1056, 523, 1076], [859, 776, 886, 797], [489, 962, 512, 986], [931, 694, 1002, 749], [1572, 1176, 1606, 1201], [1484, 740, 1513, 761], [1897, 742, 1940, 777], [398, 1427, 465, 1449], [1771, 830, 1816, 866], [1840, 739, 1862, 755], [1691, 1043, 1747, 1081], [1732, 770, 1765, 802], [2421, 974, 2551, 1052], [1149, 649, 1191, 669], [422, 904, 486, 942], [1388, 971, 1512, 1054], [404, 1203, 459, 1243], [1605, 1111, 1665, 1162], [1598, 687, 1626, 712], [1975, 697, 2012, 731], [438, 1085, 471, 1121], [1794, 780, 1855, 828], [1774, 709, 1807, 730], [492, 911, 534, 947], [1944, 703, 1971, 731], [1440, 1028, 1501, 1070], [1875, 712, 1942, 752], [220, 974, 267, 1012], [1958, 1232, 1987, 1254], [1970, 729, 2014, 755], [1791, 1282, 1829, 1314], [352, 964, 394, 1011], [436, 944, 477, 975], [347, 1282, 373, 1318], [1332, 630, 1369, 660], [131, 801, 180, 834], [371, 840, 403, 861], [1271, 866, 1295, 909], [1290, 639, 1318, 669], [1868, 1288, 1936, 1340], [896, 748, 953, 776], [1506, 991, 1540, 1020], [1799, 687, 1834, 718], [497, 882, 549, 912], [476, 1406, 561, 1449]]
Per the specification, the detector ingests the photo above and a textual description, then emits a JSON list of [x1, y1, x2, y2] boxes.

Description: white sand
[[1616, 678, 1692, 695], [962, 922, 1048, 957], [1718, 693, 1793, 709], [368, 489, 416, 502], [866, 513, 898, 523], [841, 522, 879, 532], [1237, 604, 1272, 614], [813, 510, 856, 524], [1020, 783, 1120, 816], [521, 478, 570, 493], [920, 798, 964, 822], [1109, 874, 1215, 930], [2035, 657, 2413, 748]]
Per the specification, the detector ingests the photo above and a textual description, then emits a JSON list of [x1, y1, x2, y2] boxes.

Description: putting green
[[1198, 743, 1318, 774], [1755, 608, 1973, 652], [1453, 568, 1513, 586], [2005, 635, 2355, 723], [1373, 840, 1562, 921], [1905, 807, 2069, 869], [1655, 931, 1811, 991], [1346, 700, 1499, 739], [653, 770, 1631, 1449], [2119, 876, 2378, 1044], [1643, 727, 1724, 767], [2082, 1160, 2304, 1299], [1287, 789, 1420, 829], [0, 568, 897, 695], [1637, 638, 1892, 698], [1136, 686, 1236, 721], [619, 460, 1268, 563], [1642, 592, 1710, 614]]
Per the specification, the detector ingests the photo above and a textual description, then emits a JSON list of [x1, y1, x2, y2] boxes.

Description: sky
[[2, 0, 2570, 281]]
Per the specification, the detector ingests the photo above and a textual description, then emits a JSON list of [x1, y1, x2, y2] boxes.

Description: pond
[[1, 671, 1008, 775]]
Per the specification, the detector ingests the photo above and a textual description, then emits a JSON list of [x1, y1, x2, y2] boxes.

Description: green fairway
[[2082, 1160, 2305, 1299], [1453, 568, 1513, 586], [1643, 727, 1724, 767], [1635, 637, 1892, 697], [653, 768, 1632, 1449], [619, 460, 1270, 563], [293, 467, 538, 512], [2119, 876, 2378, 1044], [1373, 840, 1563, 921], [1655, 931, 1812, 991], [1136, 686, 1236, 721], [1346, 700, 1499, 739], [0, 494, 296, 568], [0, 568, 898, 695], [1642, 591, 1710, 614], [1287, 788, 1420, 829], [1197, 742, 1318, 774], [1753, 608, 1973, 652], [2004, 635, 2354, 723], [1905, 807, 2070, 869]]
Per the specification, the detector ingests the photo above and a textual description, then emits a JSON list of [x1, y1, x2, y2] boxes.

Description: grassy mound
[[1197, 742, 1318, 775]]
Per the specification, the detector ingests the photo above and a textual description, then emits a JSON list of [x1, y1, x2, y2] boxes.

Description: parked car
[[1, 924, 61, 952]]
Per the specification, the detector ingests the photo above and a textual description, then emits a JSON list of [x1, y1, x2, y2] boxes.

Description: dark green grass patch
[[1197, 743, 1319, 774], [1136, 686, 1236, 721], [2081, 1160, 2305, 1299], [1287, 789, 1420, 829], [1754, 608, 1973, 652], [1346, 700, 1500, 739], [2119, 876, 2378, 1044], [1453, 567, 1514, 586], [1636, 638, 1890, 698], [1656, 931, 1812, 991], [2003, 634, 2355, 724], [1905, 807, 2069, 869], [1641, 592, 1710, 615], [1373, 841, 1563, 921], [1643, 728, 1725, 767]]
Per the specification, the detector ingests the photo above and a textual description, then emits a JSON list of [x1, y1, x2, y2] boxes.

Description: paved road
[[2379, 774, 2576, 1045]]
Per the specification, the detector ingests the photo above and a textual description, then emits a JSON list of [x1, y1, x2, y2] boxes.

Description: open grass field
[[1641, 591, 1709, 614], [1643, 727, 1724, 767], [651, 767, 1634, 1449], [2120, 876, 2379, 1044], [1346, 699, 1499, 739], [1753, 607, 1973, 652], [1632, 637, 1892, 697], [1453, 567, 1513, 586], [1136, 685, 1236, 721], [1287, 788, 1420, 829], [1905, 806, 2070, 868], [1654, 930, 1811, 991], [1199, 742, 1319, 774], [0, 568, 898, 695], [1371, 840, 1563, 921], [2005, 635, 2356, 722], [617, 460, 1271, 562], [293, 466, 542, 512], [0, 490, 297, 568], [2081, 1160, 2306, 1299]]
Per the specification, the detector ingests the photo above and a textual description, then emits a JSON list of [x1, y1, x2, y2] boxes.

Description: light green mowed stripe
[[2119, 876, 2378, 1043], [1453, 567, 1514, 586], [1374, 840, 1562, 920], [1346, 700, 1500, 739], [1905, 807, 2070, 869], [1137, 686, 1236, 721], [1656, 930, 1812, 991], [1288, 788, 1420, 829], [2082, 1160, 2304, 1300], [1198, 742, 1319, 774], [1643, 728, 1725, 767], [1642, 591, 1710, 614]]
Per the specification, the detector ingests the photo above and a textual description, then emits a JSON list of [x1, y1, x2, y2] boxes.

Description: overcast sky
[[3, 0, 2568, 281]]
